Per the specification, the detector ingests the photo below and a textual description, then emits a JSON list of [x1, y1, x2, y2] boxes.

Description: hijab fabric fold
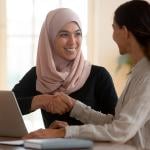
[[36, 8, 91, 94]]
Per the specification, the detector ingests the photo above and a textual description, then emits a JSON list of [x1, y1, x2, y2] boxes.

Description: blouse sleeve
[[65, 78, 150, 143], [70, 100, 113, 125]]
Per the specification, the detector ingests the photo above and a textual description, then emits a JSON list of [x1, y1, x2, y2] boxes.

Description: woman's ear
[[122, 25, 130, 39]]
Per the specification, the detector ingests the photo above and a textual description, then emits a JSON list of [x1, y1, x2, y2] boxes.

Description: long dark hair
[[114, 0, 150, 60]]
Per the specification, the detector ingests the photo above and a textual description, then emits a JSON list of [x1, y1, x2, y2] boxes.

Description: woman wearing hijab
[[13, 8, 117, 128], [23, 1, 150, 149]]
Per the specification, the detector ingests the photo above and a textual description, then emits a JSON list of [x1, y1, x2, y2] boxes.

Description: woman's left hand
[[22, 128, 65, 139]]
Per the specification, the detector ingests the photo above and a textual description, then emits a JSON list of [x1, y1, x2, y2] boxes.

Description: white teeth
[[65, 48, 76, 52]]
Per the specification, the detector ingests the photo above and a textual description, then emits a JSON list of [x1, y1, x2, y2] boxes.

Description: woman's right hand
[[49, 120, 68, 129], [31, 93, 75, 115], [31, 94, 53, 111]]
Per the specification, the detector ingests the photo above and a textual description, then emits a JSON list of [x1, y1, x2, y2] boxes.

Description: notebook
[[24, 138, 93, 149], [0, 90, 28, 137]]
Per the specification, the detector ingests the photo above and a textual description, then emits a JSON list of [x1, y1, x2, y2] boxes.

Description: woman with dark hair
[[23, 0, 150, 149]]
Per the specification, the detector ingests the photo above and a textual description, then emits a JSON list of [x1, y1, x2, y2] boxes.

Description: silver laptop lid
[[0, 90, 28, 137]]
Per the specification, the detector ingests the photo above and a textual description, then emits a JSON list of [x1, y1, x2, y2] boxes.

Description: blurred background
[[0, 0, 143, 131]]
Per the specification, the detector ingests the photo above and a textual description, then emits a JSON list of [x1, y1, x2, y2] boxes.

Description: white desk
[[94, 142, 137, 150]]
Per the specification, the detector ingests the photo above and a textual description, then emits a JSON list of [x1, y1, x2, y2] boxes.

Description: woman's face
[[54, 22, 82, 61], [112, 21, 128, 55]]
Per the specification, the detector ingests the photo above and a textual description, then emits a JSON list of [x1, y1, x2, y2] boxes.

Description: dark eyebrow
[[58, 29, 81, 34]]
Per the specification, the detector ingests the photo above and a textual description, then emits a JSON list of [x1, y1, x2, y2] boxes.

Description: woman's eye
[[58, 31, 82, 38], [59, 33, 69, 37], [75, 32, 82, 36]]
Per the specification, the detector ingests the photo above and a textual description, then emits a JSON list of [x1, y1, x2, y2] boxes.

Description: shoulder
[[29, 66, 36, 73], [29, 66, 37, 77], [90, 65, 112, 80], [25, 66, 36, 75], [22, 67, 36, 80]]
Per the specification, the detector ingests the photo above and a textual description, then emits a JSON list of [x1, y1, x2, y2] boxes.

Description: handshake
[[31, 92, 75, 115]]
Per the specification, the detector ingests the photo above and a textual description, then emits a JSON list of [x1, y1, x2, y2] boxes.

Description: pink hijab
[[36, 8, 91, 94]]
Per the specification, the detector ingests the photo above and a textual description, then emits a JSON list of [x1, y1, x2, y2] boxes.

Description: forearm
[[56, 128, 66, 138], [70, 101, 113, 125], [65, 120, 136, 143], [31, 95, 44, 111]]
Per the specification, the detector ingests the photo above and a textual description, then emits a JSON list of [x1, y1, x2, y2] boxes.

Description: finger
[[23, 132, 39, 139], [49, 122, 59, 129], [49, 120, 60, 129], [49, 121, 68, 129], [49, 98, 54, 113], [59, 93, 74, 108], [23, 129, 49, 139], [52, 98, 69, 114], [50, 93, 72, 114], [45, 98, 54, 113], [57, 104, 71, 114], [57, 121, 68, 127], [53, 106, 66, 115]]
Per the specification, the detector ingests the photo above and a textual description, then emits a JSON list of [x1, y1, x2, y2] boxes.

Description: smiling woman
[[12, 7, 117, 132], [2, 0, 88, 131]]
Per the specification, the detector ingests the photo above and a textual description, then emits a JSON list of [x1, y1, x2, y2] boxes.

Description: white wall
[[0, 0, 7, 89], [87, 0, 133, 95]]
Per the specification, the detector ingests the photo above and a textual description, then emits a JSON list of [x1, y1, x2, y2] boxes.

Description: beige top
[[65, 57, 150, 150]]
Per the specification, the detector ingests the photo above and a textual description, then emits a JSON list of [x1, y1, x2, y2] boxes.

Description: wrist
[[31, 95, 41, 111], [57, 128, 66, 138]]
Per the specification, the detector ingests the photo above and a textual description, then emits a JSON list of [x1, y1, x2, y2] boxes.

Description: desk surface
[[0, 142, 137, 150], [94, 142, 137, 150], [0, 137, 137, 150]]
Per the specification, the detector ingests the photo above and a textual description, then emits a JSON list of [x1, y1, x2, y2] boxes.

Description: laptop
[[0, 90, 28, 137]]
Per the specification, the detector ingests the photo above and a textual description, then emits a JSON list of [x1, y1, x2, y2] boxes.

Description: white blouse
[[65, 57, 150, 150]]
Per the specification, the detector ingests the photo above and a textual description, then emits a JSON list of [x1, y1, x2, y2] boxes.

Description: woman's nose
[[68, 34, 76, 44]]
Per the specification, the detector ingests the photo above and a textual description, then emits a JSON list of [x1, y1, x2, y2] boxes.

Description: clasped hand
[[31, 92, 75, 115]]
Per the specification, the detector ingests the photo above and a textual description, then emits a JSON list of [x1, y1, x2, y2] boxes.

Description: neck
[[128, 38, 144, 65], [130, 51, 144, 65]]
